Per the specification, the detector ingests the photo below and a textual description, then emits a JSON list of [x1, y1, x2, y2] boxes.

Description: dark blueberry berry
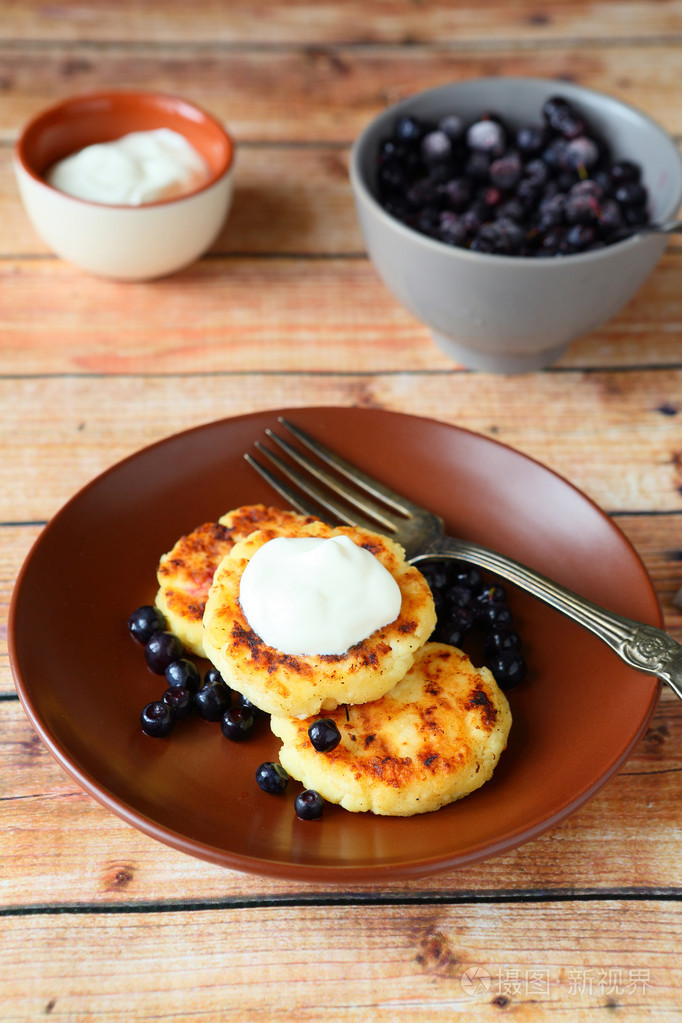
[[195, 677, 231, 721], [421, 129, 453, 164], [141, 701, 175, 738], [127, 605, 166, 644], [308, 718, 342, 753], [220, 705, 255, 741], [255, 762, 290, 795], [478, 602, 514, 629], [165, 658, 201, 693], [477, 584, 507, 605], [466, 118, 506, 156], [516, 124, 546, 156], [564, 135, 600, 171], [237, 692, 261, 714], [437, 606, 476, 646], [394, 115, 427, 143], [144, 631, 184, 674], [439, 113, 465, 141], [295, 789, 325, 821], [489, 152, 522, 190], [441, 176, 473, 211], [611, 159, 641, 185], [204, 666, 226, 686], [438, 211, 468, 247], [419, 561, 451, 591], [614, 181, 648, 208], [564, 193, 601, 226], [162, 685, 194, 719], [445, 583, 475, 609], [488, 650, 527, 690], [484, 628, 522, 658]]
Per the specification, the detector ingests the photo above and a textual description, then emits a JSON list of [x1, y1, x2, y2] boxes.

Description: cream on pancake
[[155, 504, 319, 656], [202, 520, 437, 718], [270, 642, 511, 815]]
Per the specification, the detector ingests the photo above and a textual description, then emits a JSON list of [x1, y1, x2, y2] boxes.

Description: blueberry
[[144, 631, 184, 674], [438, 113, 465, 141], [489, 650, 527, 690], [419, 561, 451, 592], [516, 124, 546, 156], [165, 658, 201, 693], [394, 115, 427, 143], [440, 176, 472, 211], [220, 705, 255, 741], [195, 677, 231, 721], [237, 692, 261, 715], [438, 605, 477, 646], [141, 701, 175, 737], [421, 129, 453, 164], [484, 628, 522, 658], [466, 118, 506, 156], [308, 718, 341, 753], [162, 685, 194, 719], [614, 181, 648, 208], [295, 789, 325, 820], [255, 762, 290, 795], [489, 153, 522, 190], [438, 211, 468, 247], [128, 605, 166, 644], [445, 583, 475, 609], [477, 602, 514, 629], [564, 136, 600, 171]]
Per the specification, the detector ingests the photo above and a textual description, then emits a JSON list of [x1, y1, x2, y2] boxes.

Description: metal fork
[[245, 417, 682, 699]]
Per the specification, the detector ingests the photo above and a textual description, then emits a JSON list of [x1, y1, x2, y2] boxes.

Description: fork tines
[[244, 417, 412, 537]]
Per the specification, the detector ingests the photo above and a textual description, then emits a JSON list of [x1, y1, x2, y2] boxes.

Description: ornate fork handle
[[413, 536, 682, 699]]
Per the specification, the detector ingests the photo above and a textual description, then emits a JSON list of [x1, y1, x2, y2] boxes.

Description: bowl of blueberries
[[350, 77, 682, 373]]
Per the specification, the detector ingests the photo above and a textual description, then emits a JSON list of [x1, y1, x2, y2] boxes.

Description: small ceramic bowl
[[14, 90, 235, 281], [350, 77, 682, 372]]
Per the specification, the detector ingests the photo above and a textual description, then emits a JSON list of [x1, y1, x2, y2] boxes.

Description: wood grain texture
[[5, 0, 682, 45], [1, 256, 682, 372], [1, 901, 679, 1020], [2, 44, 682, 142], [2, 372, 681, 524], [2, 1, 682, 1018]]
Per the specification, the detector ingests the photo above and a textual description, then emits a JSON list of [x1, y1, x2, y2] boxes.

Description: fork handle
[[412, 536, 682, 700]]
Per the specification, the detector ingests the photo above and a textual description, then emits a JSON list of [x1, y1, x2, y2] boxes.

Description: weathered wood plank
[[2, 44, 682, 142], [0, 688, 679, 906], [1, 900, 679, 1020], [4, 0, 682, 45], [0, 257, 681, 373], [2, 371, 681, 526]]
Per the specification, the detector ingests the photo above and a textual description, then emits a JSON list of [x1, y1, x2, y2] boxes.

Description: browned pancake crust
[[155, 504, 319, 656], [270, 642, 512, 815], [202, 519, 437, 718]]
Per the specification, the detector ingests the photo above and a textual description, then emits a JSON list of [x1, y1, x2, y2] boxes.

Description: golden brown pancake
[[155, 504, 319, 656], [270, 642, 512, 815], [202, 519, 437, 718]]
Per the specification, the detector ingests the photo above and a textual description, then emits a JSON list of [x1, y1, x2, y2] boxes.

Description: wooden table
[[2, 2, 681, 1019]]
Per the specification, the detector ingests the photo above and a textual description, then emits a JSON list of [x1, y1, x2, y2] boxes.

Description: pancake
[[155, 504, 319, 656], [202, 519, 437, 718], [270, 642, 511, 816]]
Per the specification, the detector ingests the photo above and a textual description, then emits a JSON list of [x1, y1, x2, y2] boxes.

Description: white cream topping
[[239, 534, 402, 656], [45, 128, 210, 206]]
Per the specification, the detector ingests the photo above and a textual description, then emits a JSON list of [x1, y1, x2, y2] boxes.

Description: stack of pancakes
[[155, 504, 512, 816]]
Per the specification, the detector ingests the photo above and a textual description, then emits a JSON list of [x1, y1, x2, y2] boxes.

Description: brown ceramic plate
[[9, 407, 662, 882]]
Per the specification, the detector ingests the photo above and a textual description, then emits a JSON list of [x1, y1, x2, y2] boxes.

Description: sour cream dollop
[[45, 128, 211, 206], [239, 534, 402, 656]]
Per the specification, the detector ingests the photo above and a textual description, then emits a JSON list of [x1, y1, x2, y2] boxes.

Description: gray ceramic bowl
[[350, 77, 682, 372]]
